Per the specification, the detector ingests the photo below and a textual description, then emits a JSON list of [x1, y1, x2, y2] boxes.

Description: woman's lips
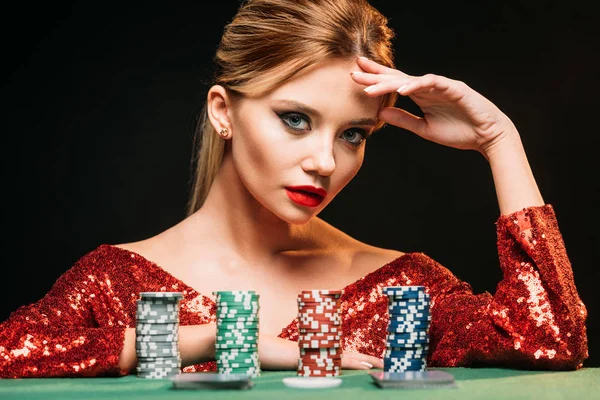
[[285, 188, 325, 207]]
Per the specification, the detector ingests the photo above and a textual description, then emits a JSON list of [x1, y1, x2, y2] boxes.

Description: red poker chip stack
[[296, 289, 344, 377]]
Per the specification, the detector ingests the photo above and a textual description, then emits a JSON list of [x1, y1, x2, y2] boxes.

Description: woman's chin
[[279, 206, 323, 225]]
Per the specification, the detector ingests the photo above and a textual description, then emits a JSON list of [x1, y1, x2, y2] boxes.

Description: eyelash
[[277, 112, 367, 147]]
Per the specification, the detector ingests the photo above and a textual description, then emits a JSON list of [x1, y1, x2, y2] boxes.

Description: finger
[[363, 74, 453, 97], [356, 56, 405, 76], [397, 74, 452, 96], [342, 356, 372, 370], [343, 352, 384, 369], [378, 107, 426, 137], [361, 79, 412, 96], [350, 71, 393, 87]]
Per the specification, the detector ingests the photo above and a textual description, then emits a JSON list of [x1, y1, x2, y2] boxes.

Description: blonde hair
[[186, 0, 397, 215]]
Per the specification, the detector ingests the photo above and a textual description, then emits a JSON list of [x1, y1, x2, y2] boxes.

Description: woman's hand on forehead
[[350, 56, 518, 158]]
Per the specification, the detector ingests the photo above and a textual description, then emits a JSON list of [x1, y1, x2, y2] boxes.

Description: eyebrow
[[272, 99, 379, 127]]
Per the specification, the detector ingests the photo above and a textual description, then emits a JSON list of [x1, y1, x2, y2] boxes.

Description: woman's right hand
[[258, 332, 383, 370]]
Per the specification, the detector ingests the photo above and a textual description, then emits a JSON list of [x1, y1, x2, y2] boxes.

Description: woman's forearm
[[118, 324, 217, 374], [484, 129, 545, 215]]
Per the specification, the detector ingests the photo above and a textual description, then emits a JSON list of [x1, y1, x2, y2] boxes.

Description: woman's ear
[[207, 85, 232, 139]]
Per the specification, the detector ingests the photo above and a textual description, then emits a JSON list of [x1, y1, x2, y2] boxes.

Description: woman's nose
[[301, 138, 336, 177]]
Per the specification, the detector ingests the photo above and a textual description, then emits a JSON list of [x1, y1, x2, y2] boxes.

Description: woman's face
[[229, 58, 381, 224]]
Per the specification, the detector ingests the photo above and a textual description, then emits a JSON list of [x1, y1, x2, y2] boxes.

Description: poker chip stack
[[383, 286, 431, 372], [214, 290, 261, 377], [135, 292, 183, 379], [297, 289, 344, 377]]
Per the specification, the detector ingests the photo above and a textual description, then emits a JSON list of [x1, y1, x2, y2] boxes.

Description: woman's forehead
[[249, 59, 381, 120]]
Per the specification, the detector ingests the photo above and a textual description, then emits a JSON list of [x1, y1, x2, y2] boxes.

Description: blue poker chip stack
[[135, 292, 183, 379], [383, 286, 431, 372]]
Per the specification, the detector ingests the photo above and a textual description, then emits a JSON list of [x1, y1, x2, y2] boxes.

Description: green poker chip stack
[[135, 292, 183, 379], [214, 290, 261, 377]]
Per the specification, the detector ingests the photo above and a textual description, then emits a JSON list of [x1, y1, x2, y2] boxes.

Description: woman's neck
[[184, 153, 327, 263]]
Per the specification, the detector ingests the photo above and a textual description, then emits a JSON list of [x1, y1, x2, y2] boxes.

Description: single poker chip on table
[[282, 377, 342, 389]]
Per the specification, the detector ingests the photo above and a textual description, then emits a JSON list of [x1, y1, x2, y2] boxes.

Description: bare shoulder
[[314, 218, 405, 276], [350, 244, 405, 276], [112, 237, 166, 264]]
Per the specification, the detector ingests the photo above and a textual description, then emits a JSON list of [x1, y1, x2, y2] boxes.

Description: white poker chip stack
[[296, 289, 344, 377], [135, 292, 183, 379]]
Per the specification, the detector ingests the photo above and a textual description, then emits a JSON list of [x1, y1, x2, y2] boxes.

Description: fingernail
[[396, 84, 408, 93], [358, 56, 370, 61], [350, 71, 363, 76], [364, 85, 375, 93], [360, 361, 373, 368]]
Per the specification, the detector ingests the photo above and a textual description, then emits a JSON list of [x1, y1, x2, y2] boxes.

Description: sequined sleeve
[[316, 204, 589, 371], [426, 204, 588, 369], [0, 258, 127, 378]]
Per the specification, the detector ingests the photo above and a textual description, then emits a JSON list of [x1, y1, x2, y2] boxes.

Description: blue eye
[[280, 113, 310, 131], [342, 129, 366, 146], [278, 111, 366, 147]]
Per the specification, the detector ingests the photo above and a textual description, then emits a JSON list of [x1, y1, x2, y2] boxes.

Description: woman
[[0, 0, 588, 378]]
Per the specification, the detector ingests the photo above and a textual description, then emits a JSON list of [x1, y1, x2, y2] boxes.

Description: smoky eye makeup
[[342, 129, 368, 146], [276, 111, 312, 132], [274, 108, 369, 147]]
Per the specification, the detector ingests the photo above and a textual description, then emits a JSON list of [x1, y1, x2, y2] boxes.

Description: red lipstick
[[285, 185, 327, 207]]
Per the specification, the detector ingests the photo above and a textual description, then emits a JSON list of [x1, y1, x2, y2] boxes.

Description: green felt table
[[1, 368, 598, 400]]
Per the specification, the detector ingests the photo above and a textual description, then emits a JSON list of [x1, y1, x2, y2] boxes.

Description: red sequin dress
[[0, 204, 588, 378]]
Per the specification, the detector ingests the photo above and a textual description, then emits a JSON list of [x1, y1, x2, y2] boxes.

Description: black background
[[1, 1, 598, 367]]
